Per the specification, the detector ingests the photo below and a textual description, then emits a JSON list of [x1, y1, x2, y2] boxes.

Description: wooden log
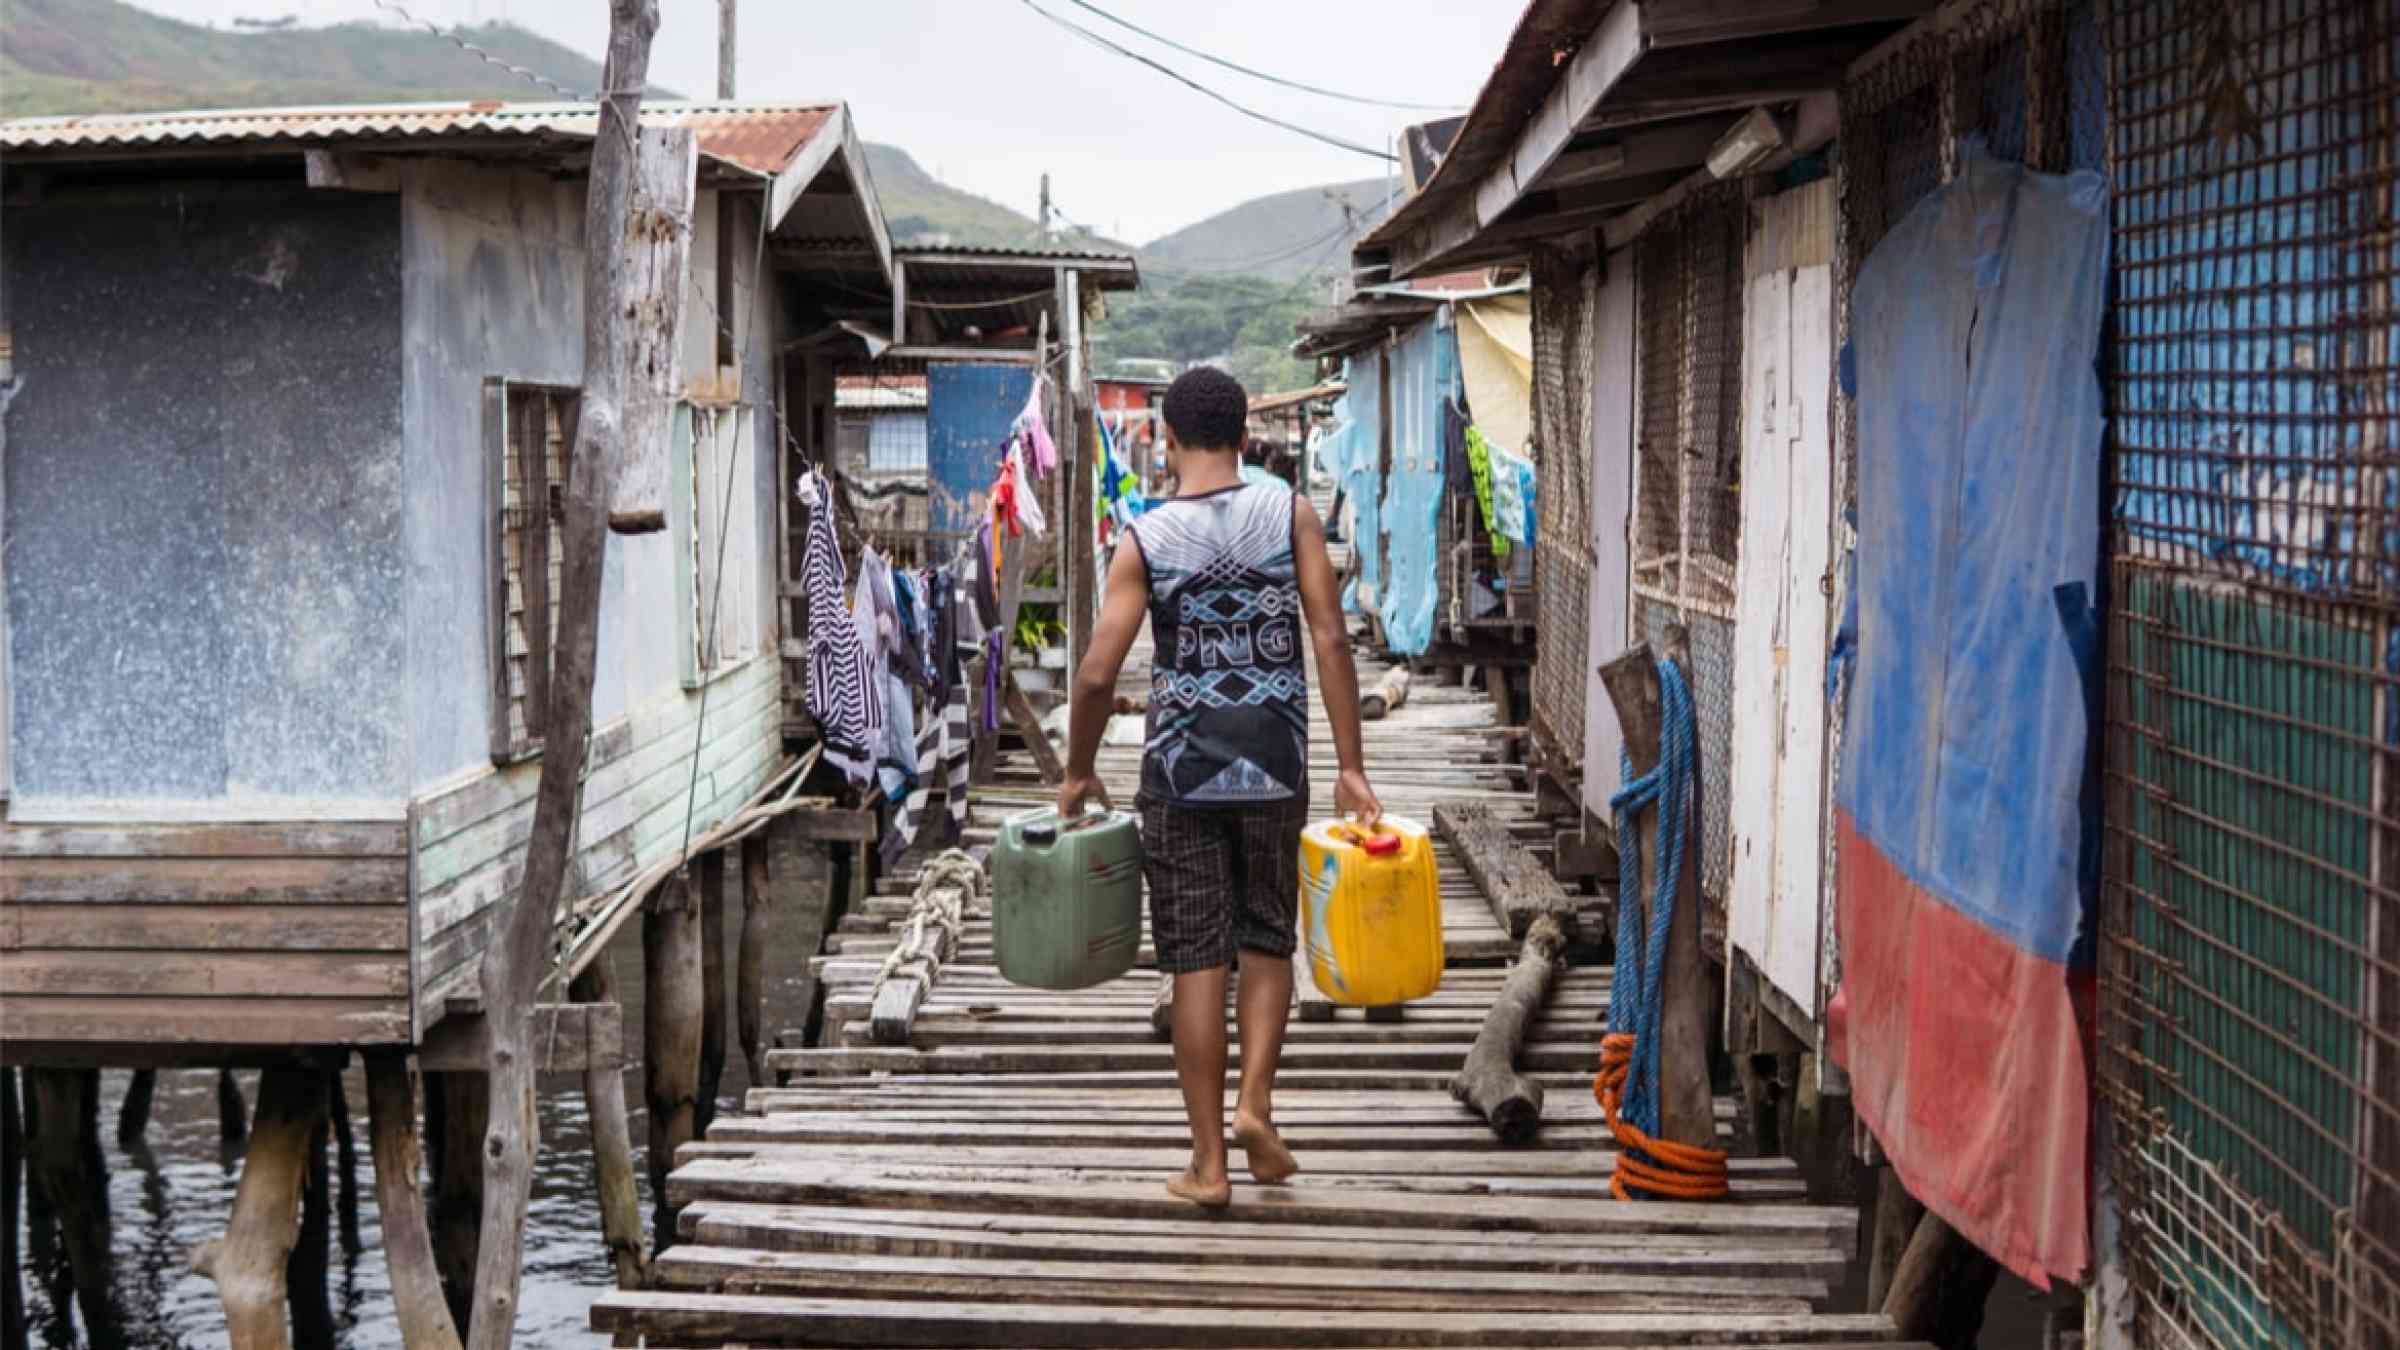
[[867, 859, 974, 1046], [1881, 1206, 1999, 1346], [697, 848, 729, 1136], [1863, 1165, 1922, 1311], [328, 1074, 362, 1257], [739, 830, 773, 1086], [1, 1069, 22, 1350], [465, 6, 679, 1343], [218, 1068, 250, 1163], [192, 1065, 325, 1350], [424, 1070, 487, 1337], [645, 869, 705, 1249], [1360, 665, 1412, 721], [363, 1053, 464, 1350], [287, 1100, 335, 1349], [117, 1068, 157, 1149], [569, 966, 649, 1294], [1433, 800, 1576, 941], [1596, 634, 1715, 1157], [1449, 914, 1569, 1143]]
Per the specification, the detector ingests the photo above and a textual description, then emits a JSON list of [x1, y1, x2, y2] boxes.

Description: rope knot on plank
[[1596, 654, 1728, 1202], [866, 850, 985, 1045]]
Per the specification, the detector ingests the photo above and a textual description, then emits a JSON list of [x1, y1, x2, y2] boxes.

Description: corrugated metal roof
[[1248, 381, 1347, 415], [895, 243, 1138, 266], [0, 100, 837, 176]]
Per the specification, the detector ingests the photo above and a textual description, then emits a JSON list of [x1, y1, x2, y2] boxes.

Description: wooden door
[[1726, 260, 1834, 1014]]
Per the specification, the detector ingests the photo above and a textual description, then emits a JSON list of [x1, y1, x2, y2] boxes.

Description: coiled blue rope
[[1605, 654, 1697, 1143]]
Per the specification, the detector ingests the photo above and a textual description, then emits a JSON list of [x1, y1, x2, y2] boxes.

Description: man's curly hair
[[1162, 366, 1248, 452]]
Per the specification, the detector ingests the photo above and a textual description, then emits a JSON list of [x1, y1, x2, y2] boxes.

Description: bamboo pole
[[364, 1054, 463, 1350]]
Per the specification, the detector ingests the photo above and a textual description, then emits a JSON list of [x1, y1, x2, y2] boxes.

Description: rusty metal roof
[[0, 100, 838, 175]]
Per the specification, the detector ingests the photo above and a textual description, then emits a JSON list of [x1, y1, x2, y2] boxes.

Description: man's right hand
[[1059, 771, 1112, 820], [1334, 767, 1382, 826]]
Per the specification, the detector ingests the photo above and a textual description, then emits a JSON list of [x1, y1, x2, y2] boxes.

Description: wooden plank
[[416, 1001, 627, 1074], [0, 821, 407, 858], [1433, 801, 1576, 939], [681, 1203, 1847, 1278], [590, 1290, 1898, 1346], [766, 1041, 1607, 1077], [648, 1246, 1821, 1314], [0, 997, 411, 1048], [676, 1142, 1785, 1183], [0, 951, 408, 999], [664, 1161, 1857, 1242], [0, 855, 410, 905], [1003, 673, 1066, 786], [10, 903, 408, 951]]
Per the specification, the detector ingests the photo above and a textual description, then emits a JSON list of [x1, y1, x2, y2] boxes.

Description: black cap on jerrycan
[[1023, 819, 1058, 848]]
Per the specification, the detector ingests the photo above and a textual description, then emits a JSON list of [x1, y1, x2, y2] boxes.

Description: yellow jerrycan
[[1297, 815, 1443, 1006]]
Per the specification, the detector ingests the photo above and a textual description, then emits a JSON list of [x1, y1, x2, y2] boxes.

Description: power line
[[1017, 0, 1395, 163], [1058, 0, 1463, 113]]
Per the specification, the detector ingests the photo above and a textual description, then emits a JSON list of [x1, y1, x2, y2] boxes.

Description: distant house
[[0, 100, 892, 1056]]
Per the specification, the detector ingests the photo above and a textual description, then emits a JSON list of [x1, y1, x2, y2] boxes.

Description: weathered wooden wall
[[0, 821, 412, 1050], [411, 651, 784, 1015]]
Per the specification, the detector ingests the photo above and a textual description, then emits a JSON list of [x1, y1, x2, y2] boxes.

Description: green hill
[[0, 0, 662, 116], [1141, 178, 1393, 283]]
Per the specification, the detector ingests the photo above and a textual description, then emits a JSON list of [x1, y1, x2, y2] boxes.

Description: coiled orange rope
[[1595, 1032, 1729, 1200]]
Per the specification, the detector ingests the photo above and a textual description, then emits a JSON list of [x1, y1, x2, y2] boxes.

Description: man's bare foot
[[1232, 1113, 1299, 1184], [1167, 1166, 1232, 1209]]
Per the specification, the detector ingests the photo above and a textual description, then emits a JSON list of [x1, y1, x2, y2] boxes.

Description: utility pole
[[1039, 173, 1053, 242], [717, 0, 736, 99]]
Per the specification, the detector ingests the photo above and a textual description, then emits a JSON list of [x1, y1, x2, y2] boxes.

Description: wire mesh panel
[[1529, 239, 1600, 783], [2100, 1, 2400, 1344]]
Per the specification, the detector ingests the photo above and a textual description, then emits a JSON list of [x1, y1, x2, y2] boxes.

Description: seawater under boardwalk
[[592, 627, 1913, 1345]]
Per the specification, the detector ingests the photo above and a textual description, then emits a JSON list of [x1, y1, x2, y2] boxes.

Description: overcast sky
[[126, 0, 1521, 242]]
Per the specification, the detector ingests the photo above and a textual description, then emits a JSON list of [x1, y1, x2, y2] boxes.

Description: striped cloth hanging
[[797, 470, 882, 786]]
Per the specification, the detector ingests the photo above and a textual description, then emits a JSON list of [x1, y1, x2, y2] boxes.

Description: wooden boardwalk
[[593, 513, 1909, 1346]]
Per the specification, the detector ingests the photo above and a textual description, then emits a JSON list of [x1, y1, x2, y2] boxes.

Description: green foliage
[[1092, 272, 1316, 398], [1014, 604, 1064, 653]]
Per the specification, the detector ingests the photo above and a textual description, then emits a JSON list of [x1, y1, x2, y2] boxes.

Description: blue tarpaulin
[[1334, 354, 1383, 617], [1827, 140, 2108, 1289], [927, 363, 1034, 536], [1377, 310, 1456, 656]]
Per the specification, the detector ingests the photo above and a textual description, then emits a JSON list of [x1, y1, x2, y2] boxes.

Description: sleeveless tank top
[[1128, 479, 1308, 807]]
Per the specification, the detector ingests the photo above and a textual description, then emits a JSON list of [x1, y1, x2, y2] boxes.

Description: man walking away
[[1060, 366, 1381, 1208]]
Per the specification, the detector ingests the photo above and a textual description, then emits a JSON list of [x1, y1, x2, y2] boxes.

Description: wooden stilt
[[2, 1068, 25, 1350], [739, 830, 773, 1086], [1866, 1165, 1926, 1312], [327, 1075, 362, 1257], [644, 869, 705, 1250], [424, 1071, 488, 1338], [569, 966, 649, 1293], [26, 1070, 118, 1347], [192, 1065, 325, 1350], [1598, 633, 1717, 1157], [697, 848, 729, 1136], [117, 1069, 157, 1150], [286, 1103, 335, 1350], [1882, 1206, 1999, 1347], [218, 1068, 250, 1165], [363, 1053, 463, 1350]]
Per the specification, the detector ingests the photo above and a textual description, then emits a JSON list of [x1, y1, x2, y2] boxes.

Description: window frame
[[672, 399, 761, 691], [485, 378, 582, 765]]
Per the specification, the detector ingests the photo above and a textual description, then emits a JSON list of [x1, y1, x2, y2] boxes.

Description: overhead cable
[[1017, 0, 1396, 163], [1060, 0, 1464, 113]]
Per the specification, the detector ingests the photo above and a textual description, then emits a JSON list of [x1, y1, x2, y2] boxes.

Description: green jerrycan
[[991, 805, 1144, 990]]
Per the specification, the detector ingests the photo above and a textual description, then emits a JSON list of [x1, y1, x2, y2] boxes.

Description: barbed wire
[[367, 0, 591, 102]]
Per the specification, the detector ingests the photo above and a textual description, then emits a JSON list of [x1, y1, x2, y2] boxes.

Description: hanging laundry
[[795, 470, 883, 786], [1443, 397, 1476, 500], [884, 564, 976, 865], [1489, 443, 1536, 550], [1008, 377, 1059, 477], [852, 547, 919, 802], [1465, 424, 1508, 560]]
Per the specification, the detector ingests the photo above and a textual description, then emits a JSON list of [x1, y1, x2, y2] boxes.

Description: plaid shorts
[[1138, 797, 1312, 974]]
